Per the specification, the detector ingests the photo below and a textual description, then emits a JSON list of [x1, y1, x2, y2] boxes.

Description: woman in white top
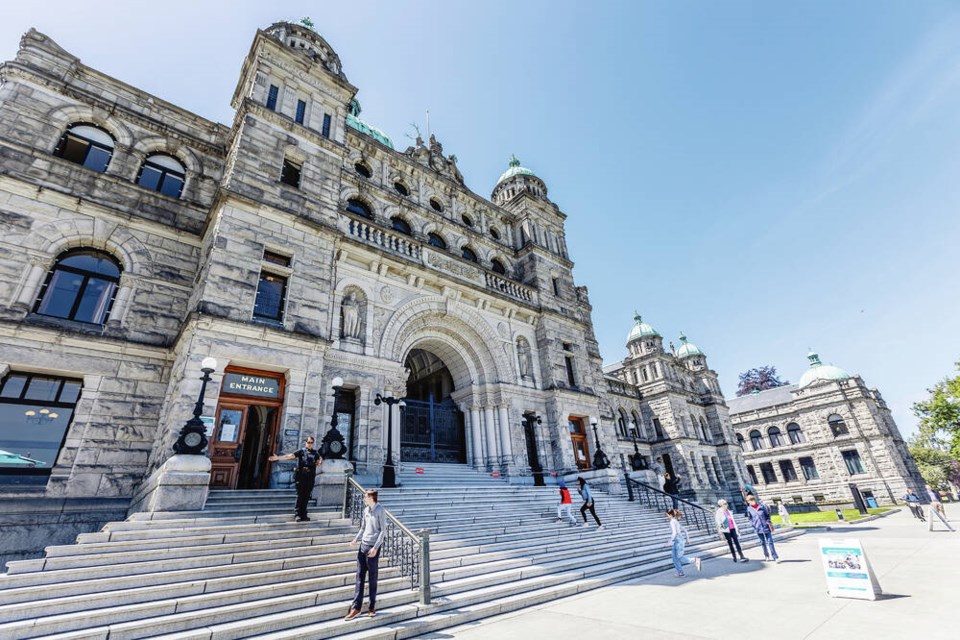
[[777, 501, 793, 526], [667, 508, 701, 577], [715, 499, 748, 562]]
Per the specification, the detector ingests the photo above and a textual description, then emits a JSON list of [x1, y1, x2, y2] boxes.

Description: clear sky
[[3, 1, 959, 438]]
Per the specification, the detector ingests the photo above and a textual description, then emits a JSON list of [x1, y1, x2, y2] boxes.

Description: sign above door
[[222, 373, 281, 399]]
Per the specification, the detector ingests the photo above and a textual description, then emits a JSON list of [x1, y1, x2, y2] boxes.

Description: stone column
[[107, 275, 136, 325], [483, 406, 497, 468], [15, 261, 47, 307], [497, 405, 513, 465], [470, 407, 484, 468]]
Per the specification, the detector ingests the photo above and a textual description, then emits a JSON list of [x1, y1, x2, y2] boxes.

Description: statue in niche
[[340, 292, 363, 340], [517, 340, 533, 379]]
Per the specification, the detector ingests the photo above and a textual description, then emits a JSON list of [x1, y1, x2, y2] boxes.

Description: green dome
[[627, 312, 660, 343], [345, 99, 394, 149], [497, 155, 536, 184], [798, 350, 851, 388], [675, 333, 704, 359]]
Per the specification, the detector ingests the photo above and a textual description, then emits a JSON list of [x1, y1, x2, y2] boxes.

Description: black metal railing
[[624, 473, 713, 533], [342, 475, 431, 604]]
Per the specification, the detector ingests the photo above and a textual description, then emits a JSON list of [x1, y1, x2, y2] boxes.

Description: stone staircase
[[0, 464, 801, 639]]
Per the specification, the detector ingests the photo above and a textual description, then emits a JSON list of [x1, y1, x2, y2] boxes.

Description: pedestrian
[[345, 489, 386, 620], [667, 508, 701, 577], [556, 480, 577, 526], [926, 484, 947, 519], [745, 494, 779, 563], [715, 499, 748, 563], [777, 501, 793, 526], [663, 473, 682, 509], [268, 435, 322, 522], [577, 477, 604, 530], [902, 492, 926, 522], [651, 456, 666, 490]]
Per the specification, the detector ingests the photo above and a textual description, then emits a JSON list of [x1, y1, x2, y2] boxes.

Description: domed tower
[[798, 350, 852, 388], [626, 312, 663, 357], [492, 155, 549, 205], [675, 332, 706, 371]]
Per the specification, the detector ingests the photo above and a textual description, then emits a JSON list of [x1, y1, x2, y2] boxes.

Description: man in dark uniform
[[269, 436, 323, 521]]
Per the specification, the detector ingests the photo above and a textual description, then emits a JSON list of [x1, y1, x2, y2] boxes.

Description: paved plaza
[[432, 504, 960, 639]]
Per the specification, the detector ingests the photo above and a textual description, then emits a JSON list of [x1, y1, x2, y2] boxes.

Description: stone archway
[[400, 347, 466, 463]]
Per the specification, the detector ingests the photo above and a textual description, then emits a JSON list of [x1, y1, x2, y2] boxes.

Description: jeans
[[757, 531, 778, 560], [351, 543, 380, 610], [723, 530, 744, 559], [671, 494, 679, 509], [581, 501, 601, 525], [671, 537, 693, 573], [557, 503, 576, 524]]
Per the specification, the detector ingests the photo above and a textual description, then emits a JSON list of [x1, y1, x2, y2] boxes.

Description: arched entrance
[[401, 348, 466, 463]]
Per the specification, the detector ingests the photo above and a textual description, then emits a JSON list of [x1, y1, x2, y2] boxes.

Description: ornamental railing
[[347, 217, 422, 261], [624, 473, 713, 533], [483, 270, 535, 303], [342, 475, 431, 605]]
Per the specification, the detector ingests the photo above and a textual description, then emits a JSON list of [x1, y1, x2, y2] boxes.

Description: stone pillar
[[483, 406, 497, 468], [462, 406, 473, 466], [15, 262, 46, 307], [470, 407, 484, 468], [127, 455, 211, 514], [497, 405, 513, 465], [107, 276, 135, 325]]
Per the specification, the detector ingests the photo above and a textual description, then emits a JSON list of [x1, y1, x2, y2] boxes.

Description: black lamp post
[[590, 418, 610, 470], [320, 377, 347, 459], [629, 422, 645, 471], [173, 357, 217, 455], [522, 413, 544, 486], [375, 392, 405, 488]]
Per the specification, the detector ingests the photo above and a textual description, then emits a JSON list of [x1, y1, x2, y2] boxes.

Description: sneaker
[[344, 609, 361, 621], [763, 557, 771, 562], [596, 525, 605, 531], [676, 572, 685, 577], [295, 516, 305, 522], [775, 558, 781, 564], [366, 609, 377, 617], [740, 557, 749, 563], [694, 557, 702, 572]]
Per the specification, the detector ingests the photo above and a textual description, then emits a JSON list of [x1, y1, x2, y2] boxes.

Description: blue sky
[[3, 1, 959, 438]]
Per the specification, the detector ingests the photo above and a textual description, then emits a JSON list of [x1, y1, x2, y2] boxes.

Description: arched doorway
[[401, 348, 466, 463]]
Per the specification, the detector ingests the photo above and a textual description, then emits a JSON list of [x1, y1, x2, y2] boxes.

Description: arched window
[[787, 422, 804, 444], [461, 214, 474, 228], [749, 429, 764, 451], [768, 426, 783, 448], [427, 233, 447, 250], [54, 123, 114, 172], [461, 246, 478, 262], [490, 259, 506, 275], [736, 433, 745, 451], [346, 198, 372, 219], [699, 417, 710, 442], [394, 181, 409, 196], [828, 414, 849, 437], [354, 162, 372, 178], [136, 154, 185, 198], [490, 227, 501, 240], [34, 249, 121, 325], [390, 217, 412, 235], [429, 198, 444, 212]]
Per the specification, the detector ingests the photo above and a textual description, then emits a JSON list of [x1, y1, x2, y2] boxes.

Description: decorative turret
[[263, 19, 347, 80], [346, 99, 394, 149], [798, 350, 852, 388], [675, 333, 704, 359], [492, 155, 549, 205], [626, 311, 663, 356]]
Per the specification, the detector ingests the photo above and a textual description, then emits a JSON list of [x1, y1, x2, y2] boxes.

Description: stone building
[[728, 352, 924, 506], [602, 315, 747, 505]]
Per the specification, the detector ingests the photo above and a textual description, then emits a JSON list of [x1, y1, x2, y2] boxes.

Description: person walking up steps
[[715, 499, 748, 563], [663, 473, 682, 509], [345, 489, 386, 621], [578, 477, 604, 530], [745, 494, 779, 563], [268, 436, 322, 522], [667, 508, 701, 577], [556, 480, 577, 525]]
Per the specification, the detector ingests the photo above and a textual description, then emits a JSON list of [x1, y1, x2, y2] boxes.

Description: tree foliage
[[908, 436, 959, 489], [736, 366, 789, 397], [912, 361, 960, 460]]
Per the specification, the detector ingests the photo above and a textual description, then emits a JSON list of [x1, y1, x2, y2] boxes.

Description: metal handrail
[[342, 474, 431, 604], [624, 473, 713, 533]]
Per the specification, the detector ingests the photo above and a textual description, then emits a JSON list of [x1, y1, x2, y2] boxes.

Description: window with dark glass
[[53, 123, 114, 173], [699, 418, 710, 442], [280, 158, 301, 187], [552, 278, 561, 296], [461, 246, 478, 262], [747, 465, 758, 485], [461, 214, 474, 227], [253, 271, 287, 322], [841, 449, 865, 475], [828, 414, 849, 437], [429, 198, 443, 212], [736, 433, 745, 451], [787, 422, 804, 444], [768, 426, 783, 448], [779, 459, 798, 482], [653, 418, 664, 439], [354, 162, 372, 179], [394, 181, 409, 196], [262, 250, 291, 267], [295, 99, 306, 125], [0, 372, 82, 485], [266, 85, 279, 110], [760, 462, 777, 484], [490, 227, 501, 240], [34, 249, 120, 325], [565, 356, 576, 387], [391, 217, 412, 235], [321, 113, 332, 138], [491, 259, 506, 275], [136, 154, 186, 198], [799, 456, 819, 480], [346, 198, 372, 219], [749, 430, 764, 451], [427, 233, 446, 250]]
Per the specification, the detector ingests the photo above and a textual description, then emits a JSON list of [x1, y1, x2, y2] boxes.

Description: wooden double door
[[568, 417, 591, 471]]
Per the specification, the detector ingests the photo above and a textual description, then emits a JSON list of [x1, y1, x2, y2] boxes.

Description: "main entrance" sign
[[222, 373, 281, 399]]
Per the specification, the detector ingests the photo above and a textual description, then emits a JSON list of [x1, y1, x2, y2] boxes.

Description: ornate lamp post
[[319, 377, 347, 459], [522, 413, 544, 486], [173, 357, 217, 455], [375, 392, 405, 488], [629, 421, 645, 471], [590, 417, 610, 470]]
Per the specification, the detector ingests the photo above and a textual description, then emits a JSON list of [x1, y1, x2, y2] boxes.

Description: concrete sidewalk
[[426, 504, 959, 639]]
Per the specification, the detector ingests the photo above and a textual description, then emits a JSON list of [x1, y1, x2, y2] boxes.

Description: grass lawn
[[771, 508, 892, 525]]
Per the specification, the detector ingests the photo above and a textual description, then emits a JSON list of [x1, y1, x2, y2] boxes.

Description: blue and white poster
[[818, 539, 882, 600]]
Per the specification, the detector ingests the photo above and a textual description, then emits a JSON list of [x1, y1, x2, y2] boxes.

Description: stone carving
[[497, 322, 508, 339], [426, 251, 482, 281], [517, 338, 533, 379], [380, 285, 394, 304], [340, 292, 363, 340], [385, 367, 410, 396], [403, 134, 465, 185]]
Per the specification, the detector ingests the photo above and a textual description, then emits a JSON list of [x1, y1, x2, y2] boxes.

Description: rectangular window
[[266, 85, 279, 111], [321, 113, 332, 138], [0, 373, 83, 485], [841, 449, 866, 475], [564, 356, 576, 387], [295, 99, 306, 125], [552, 278, 561, 296], [280, 158, 302, 188], [760, 462, 777, 484], [262, 250, 291, 267], [779, 459, 798, 482], [799, 456, 819, 480], [747, 464, 758, 485], [712, 457, 725, 483], [652, 418, 664, 439], [641, 367, 649, 382], [253, 271, 287, 322]]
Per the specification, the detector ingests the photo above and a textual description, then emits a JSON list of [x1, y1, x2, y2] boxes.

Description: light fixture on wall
[[590, 417, 610, 470], [24, 408, 60, 424]]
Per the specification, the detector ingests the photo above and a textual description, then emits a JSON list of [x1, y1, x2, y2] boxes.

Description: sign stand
[[818, 539, 882, 600], [928, 506, 956, 532]]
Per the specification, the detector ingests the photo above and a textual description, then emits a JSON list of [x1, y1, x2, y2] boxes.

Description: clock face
[[330, 441, 343, 454], [184, 432, 203, 448]]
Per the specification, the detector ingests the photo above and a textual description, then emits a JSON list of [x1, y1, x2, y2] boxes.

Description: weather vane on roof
[[299, 17, 315, 30]]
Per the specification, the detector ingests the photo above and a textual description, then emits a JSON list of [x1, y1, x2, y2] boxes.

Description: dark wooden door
[[209, 404, 248, 489], [568, 417, 591, 471]]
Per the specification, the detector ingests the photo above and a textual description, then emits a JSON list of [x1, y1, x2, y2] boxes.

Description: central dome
[[675, 333, 704, 359], [798, 351, 851, 388], [627, 313, 660, 343], [496, 155, 536, 184]]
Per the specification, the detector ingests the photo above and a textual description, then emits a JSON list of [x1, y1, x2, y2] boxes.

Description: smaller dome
[[675, 332, 704, 359], [627, 312, 660, 343], [345, 99, 394, 149], [798, 350, 851, 388], [496, 155, 536, 184]]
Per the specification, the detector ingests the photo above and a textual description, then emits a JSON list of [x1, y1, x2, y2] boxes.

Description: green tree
[[912, 361, 960, 459], [736, 366, 789, 397], [908, 436, 955, 488]]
